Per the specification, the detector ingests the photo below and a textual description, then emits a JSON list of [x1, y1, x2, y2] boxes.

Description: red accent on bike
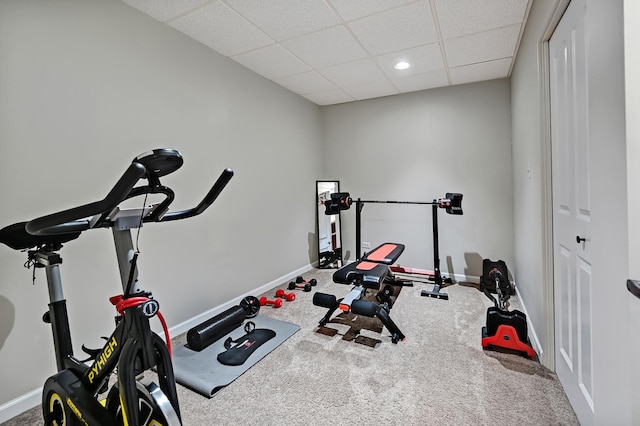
[[110, 294, 173, 357]]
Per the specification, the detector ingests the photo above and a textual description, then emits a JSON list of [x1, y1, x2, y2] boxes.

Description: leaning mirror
[[316, 181, 343, 268]]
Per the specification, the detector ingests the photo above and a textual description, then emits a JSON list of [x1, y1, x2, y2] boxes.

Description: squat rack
[[353, 196, 462, 299], [326, 192, 463, 298]]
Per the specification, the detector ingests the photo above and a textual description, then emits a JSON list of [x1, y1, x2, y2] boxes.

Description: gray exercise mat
[[172, 315, 300, 398]]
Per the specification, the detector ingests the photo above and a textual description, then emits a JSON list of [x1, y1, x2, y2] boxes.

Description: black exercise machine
[[480, 259, 535, 357], [325, 191, 463, 300], [0, 149, 233, 425]]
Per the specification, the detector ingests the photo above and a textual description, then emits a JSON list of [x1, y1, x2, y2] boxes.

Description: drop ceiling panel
[[169, 1, 273, 56], [273, 71, 338, 95], [449, 57, 512, 85], [435, 0, 530, 39], [347, 2, 439, 56], [303, 89, 354, 106], [232, 44, 311, 80], [375, 43, 445, 79], [327, 0, 417, 22], [344, 79, 399, 101], [121, 0, 532, 105], [319, 58, 387, 88], [224, 0, 340, 41], [281, 26, 369, 69], [391, 69, 450, 93], [444, 24, 521, 67], [121, 0, 211, 22]]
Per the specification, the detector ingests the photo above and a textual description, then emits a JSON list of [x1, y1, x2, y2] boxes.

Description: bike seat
[[0, 222, 80, 250]]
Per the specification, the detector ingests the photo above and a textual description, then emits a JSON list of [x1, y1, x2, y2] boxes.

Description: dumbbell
[[288, 281, 312, 292], [275, 289, 296, 301], [295, 276, 317, 286], [259, 296, 283, 308]]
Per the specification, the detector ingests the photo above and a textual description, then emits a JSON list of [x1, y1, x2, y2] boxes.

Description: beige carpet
[[2, 268, 579, 426]]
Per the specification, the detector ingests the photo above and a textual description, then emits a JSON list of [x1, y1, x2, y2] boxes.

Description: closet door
[[549, 0, 594, 424]]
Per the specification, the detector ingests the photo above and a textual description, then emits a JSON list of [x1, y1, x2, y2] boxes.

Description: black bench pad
[[362, 242, 405, 265], [333, 260, 389, 289]]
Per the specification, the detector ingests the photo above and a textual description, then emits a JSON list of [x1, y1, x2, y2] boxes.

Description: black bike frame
[[36, 245, 180, 420]]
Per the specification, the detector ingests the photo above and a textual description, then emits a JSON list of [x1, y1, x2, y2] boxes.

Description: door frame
[[540, 0, 571, 370]]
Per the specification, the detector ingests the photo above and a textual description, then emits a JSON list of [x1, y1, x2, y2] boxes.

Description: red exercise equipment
[[259, 296, 283, 308], [275, 289, 296, 301]]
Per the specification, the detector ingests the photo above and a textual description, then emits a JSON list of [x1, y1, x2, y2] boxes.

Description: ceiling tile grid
[[121, 0, 532, 105]]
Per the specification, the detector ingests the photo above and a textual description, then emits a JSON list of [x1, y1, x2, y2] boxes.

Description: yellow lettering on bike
[[88, 336, 118, 384]]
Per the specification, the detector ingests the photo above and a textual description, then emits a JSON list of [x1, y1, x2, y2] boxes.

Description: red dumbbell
[[259, 296, 283, 308], [275, 289, 296, 301]]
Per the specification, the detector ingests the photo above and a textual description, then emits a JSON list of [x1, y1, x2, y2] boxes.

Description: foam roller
[[187, 305, 246, 351]]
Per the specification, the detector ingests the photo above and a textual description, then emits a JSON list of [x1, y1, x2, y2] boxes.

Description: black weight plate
[[239, 296, 260, 318]]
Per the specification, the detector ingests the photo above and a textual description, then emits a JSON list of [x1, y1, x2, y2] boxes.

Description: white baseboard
[[0, 388, 41, 424], [0, 263, 315, 423], [169, 263, 315, 339]]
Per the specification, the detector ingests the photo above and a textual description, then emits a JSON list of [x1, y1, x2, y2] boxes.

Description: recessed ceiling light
[[394, 61, 411, 70]]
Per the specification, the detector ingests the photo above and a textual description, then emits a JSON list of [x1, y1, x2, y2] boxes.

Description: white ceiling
[[121, 0, 531, 106]]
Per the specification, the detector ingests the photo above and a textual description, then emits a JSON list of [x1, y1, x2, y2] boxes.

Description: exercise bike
[[0, 149, 233, 425]]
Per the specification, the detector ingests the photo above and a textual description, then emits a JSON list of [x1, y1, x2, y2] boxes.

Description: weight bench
[[312, 243, 407, 344]]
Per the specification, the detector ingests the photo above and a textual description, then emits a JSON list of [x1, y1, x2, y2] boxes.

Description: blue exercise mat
[[172, 315, 300, 398]]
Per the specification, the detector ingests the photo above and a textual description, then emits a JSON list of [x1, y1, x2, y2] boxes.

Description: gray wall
[[0, 0, 322, 410], [322, 80, 514, 282], [510, 0, 559, 368], [584, 0, 631, 421]]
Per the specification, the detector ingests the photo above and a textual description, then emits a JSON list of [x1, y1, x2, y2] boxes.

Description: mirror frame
[[316, 180, 343, 268]]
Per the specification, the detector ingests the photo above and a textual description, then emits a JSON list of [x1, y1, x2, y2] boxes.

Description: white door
[[549, 0, 594, 424]]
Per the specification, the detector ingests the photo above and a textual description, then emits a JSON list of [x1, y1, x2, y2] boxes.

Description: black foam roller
[[187, 305, 246, 351]]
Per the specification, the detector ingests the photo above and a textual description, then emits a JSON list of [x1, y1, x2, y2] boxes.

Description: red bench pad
[[362, 243, 405, 265]]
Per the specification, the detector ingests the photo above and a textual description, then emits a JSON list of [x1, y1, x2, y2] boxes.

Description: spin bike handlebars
[[25, 148, 234, 237]]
